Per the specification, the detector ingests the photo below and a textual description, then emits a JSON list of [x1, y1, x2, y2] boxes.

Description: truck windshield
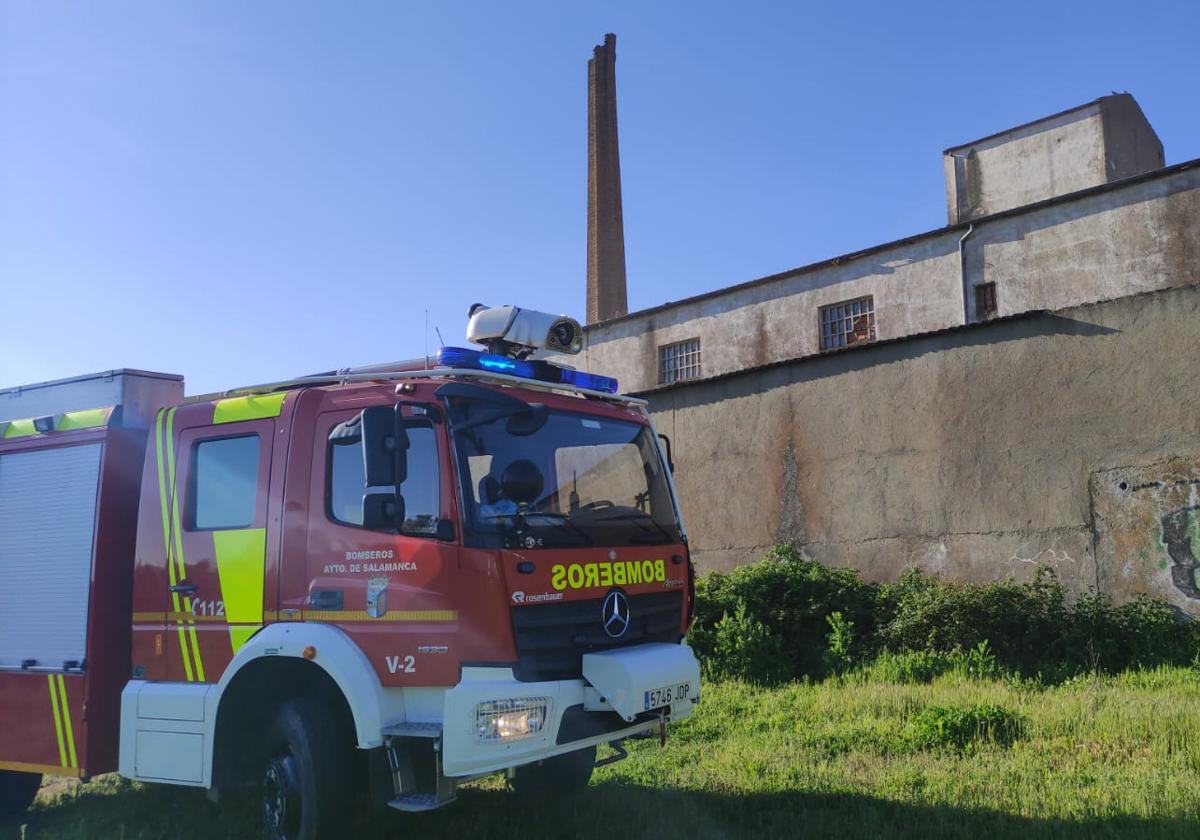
[[448, 403, 681, 549]]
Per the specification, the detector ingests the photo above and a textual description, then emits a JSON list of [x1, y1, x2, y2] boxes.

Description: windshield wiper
[[488, 511, 593, 546], [527, 511, 594, 545], [592, 511, 677, 544]]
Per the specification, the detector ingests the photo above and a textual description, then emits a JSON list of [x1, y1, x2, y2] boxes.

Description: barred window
[[658, 338, 701, 385], [819, 296, 876, 351], [975, 282, 997, 319]]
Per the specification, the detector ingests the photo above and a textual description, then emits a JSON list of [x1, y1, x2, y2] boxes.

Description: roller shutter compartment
[[0, 444, 102, 670]]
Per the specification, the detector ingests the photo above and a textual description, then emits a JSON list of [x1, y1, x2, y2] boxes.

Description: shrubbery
[[690, 543, 1200, 683], [691, 544, 881, 681]]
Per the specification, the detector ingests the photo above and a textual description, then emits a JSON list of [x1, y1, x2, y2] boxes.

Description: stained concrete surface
[[579, 162, 1200, 394], [648, 283, 1200, 607]]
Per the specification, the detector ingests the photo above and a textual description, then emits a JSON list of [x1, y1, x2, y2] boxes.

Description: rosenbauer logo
[[512, 590, 564, 604], [551, 560, 667, 591]]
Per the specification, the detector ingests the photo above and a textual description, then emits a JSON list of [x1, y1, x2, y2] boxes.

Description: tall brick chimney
[[586, 33, 628, 324]]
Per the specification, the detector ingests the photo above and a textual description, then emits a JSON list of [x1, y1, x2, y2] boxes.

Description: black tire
[[260, 699, 353, 840], [510, 745, 596, 798], [0, 771, 41, 819]]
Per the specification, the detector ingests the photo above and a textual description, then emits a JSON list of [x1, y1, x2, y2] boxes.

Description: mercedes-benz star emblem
[[601, 590, 631, 639]]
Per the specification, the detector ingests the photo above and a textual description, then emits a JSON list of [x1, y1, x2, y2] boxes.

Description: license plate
[[644, 681, 691, 711]]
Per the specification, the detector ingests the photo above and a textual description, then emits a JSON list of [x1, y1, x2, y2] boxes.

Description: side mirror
[[362, 492, 405, 533], [361, 406, 409, 487]]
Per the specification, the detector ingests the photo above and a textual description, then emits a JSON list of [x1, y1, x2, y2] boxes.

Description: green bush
[[691, 544, 880, 682], [706, 603, 785, 683], [689, 543, 1200, 684], [824, 611, 856, 675], [907, 704, 1025, 751], [877, 566, 1071, 674]]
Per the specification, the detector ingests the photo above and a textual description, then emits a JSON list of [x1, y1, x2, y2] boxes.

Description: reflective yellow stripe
[[57, 676, 77, 768], [213, 528, 267, 654], [165, 407, 205, 682], [55, 407, 113, 431], [2, 418, 37, 438], [0, 759, 82, 777], [187, 623, 204, 680], [303, 610, 458, 622], [132, 611, 167, 623], [157, 409, 194, 682], [212, 393, 286, 424], [47, 675, 67, 767], [229, 625, 260, 652], [1, 407, 113, 437]]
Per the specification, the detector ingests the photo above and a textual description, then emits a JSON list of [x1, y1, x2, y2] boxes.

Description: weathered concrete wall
[[647, 283, 1200, 610], [578, 230, 965, 391], [578, 161, 1200, 392], [1093, 458, 1200, 614], [966, 165, 1200, 319], [943, 94, 1164, 224], [946, 106, 1107, 223], [1100, 94, 1166, 181]]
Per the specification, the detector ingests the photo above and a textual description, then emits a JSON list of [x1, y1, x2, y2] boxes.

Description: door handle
[[170, 582, 199, 595]]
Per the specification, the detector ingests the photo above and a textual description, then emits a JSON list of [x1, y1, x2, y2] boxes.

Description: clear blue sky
[[2, 1, 1197, 394]]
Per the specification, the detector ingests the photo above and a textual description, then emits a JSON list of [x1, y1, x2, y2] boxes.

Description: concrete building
[[577, 94, 1198, 394], [576, 84, 1200, 610]]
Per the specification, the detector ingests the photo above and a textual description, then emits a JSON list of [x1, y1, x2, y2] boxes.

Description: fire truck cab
[[0, 306, 699, 839]]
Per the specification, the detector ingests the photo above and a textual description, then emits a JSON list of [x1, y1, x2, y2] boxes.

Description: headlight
[[475, 697, 550, 742]]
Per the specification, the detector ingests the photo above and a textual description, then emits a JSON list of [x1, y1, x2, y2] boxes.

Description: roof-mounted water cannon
[[437, 303, 617, 394], [466, 303, 584, 359]]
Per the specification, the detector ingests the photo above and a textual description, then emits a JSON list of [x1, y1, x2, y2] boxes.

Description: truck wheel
[[0, 771, 41, 818], [510, 745, 596, 798], [260, 699, 352, 840]]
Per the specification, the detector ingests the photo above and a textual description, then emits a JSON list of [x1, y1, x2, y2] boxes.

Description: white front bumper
[[439, 642, 700, 778]]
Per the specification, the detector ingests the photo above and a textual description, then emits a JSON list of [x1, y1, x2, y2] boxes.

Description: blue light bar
[[435, 347, 619, 394], [556, 367, 619, 394]]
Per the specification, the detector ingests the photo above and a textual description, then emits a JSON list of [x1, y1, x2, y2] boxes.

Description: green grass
[[7, 666, 1200, 839]]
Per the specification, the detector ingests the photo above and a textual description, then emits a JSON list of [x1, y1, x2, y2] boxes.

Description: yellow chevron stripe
[[213, 528, 266, 654], [158, 409, 194, 683], [166, 407, 205, 682], [47, 675, 67, 768], [57, 675, 77, 768], [187, 623, 204, 681]]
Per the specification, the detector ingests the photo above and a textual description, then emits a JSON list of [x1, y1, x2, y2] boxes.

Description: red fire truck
[[0, 305, 699, 839]]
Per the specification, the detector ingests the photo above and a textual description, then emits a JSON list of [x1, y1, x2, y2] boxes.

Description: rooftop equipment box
[[0, 369, 184, 429]]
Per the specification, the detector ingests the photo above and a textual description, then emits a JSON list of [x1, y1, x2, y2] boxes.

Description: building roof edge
[[588, 156, 1200, 334]]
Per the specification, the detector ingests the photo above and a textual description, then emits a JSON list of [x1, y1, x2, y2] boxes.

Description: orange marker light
[[302, 646, 317, 660]]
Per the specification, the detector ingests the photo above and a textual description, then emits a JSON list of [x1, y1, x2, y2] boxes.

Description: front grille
[[511, 591, 683, 682]]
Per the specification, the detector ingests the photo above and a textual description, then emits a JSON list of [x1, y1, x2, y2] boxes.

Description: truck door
[[165, 417, 276, 683], [292, 403, 459, 686]]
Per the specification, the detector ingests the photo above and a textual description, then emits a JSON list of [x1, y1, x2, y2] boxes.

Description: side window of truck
[[188, 434, 260, 530], [327, 424, 441, 535]]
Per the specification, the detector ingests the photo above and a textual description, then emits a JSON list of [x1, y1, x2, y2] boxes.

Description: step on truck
[[0, 305, 699, 839]]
